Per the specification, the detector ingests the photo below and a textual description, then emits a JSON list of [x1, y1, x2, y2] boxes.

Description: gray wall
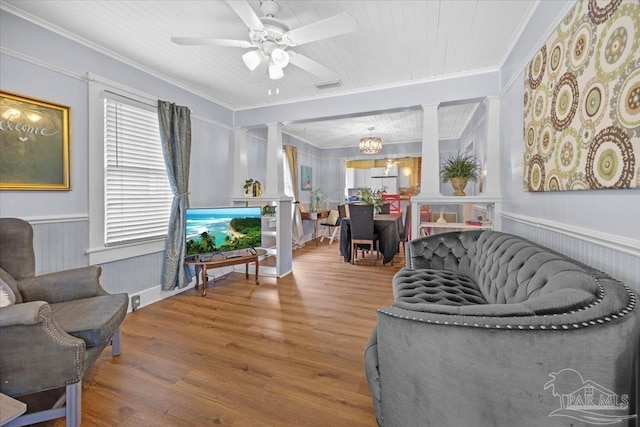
[[1, 12, 234, 298]]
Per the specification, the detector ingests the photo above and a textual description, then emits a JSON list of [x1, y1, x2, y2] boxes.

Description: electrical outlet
[[131, 295, 141, 310]]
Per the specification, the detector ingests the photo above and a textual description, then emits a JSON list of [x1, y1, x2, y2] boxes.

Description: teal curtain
[[158, 100, 192, 290]]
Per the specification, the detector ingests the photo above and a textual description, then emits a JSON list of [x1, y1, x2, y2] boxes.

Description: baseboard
[[127, 282, 195, 312]]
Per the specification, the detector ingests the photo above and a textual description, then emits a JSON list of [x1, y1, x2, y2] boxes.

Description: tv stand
[[184, 248, 267, 296]]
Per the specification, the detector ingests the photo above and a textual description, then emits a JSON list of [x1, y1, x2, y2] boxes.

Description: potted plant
[[243, 179, 254, 196], [439, 151, 480, 196], [358, 186, 387, 214]]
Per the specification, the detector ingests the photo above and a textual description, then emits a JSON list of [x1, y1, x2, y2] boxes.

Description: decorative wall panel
[[523, 0, 639, 191]]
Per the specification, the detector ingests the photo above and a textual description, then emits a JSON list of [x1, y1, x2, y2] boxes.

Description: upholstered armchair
[[0, 218, 128, 427]]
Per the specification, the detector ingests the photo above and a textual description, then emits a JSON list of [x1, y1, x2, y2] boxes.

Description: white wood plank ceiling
[[1, 0, 537, 148]]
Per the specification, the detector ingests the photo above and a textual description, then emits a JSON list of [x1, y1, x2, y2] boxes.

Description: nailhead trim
[[379, 278, 636, 331]]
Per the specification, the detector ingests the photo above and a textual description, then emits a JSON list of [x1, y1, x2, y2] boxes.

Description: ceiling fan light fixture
[[269, 64, 284, 80], [242, 49, 264, 71], [270, 48, 290, 68]]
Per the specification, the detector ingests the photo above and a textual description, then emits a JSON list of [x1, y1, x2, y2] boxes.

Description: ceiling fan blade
[[288, 51, 339, 82], [171, 37, 253, 48], [247, 57, 269, 83], [283, 13, 355, 46], [226, 0, 265, 31]]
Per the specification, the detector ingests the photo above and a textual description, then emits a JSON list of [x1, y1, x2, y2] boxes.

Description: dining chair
[[320, 204, 346, 244], [348, 204, 380, 265], [381, 194, 401, 214]]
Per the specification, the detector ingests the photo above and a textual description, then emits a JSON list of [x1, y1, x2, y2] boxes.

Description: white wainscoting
[[29, 215, 90, 275], [501, 212, 640, 293], [26, 216, 194, 307]]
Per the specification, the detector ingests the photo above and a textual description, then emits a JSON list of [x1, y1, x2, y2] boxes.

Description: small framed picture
[[301, 165, 312, 191]]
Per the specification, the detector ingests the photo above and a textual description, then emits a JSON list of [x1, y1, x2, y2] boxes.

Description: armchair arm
[[18, 265, 107, 303], [0, 303, 85, 397], [0, 301, 47, 326]]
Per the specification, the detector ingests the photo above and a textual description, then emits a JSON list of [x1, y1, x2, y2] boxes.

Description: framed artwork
[[0, 91, 70, 190], [301, 165, 312, 191], [523, 0, 639, 191]]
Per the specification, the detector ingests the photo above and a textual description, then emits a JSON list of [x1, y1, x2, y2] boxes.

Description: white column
[[232, 128, 248, 198], [483, 96, 501, 197], [265, 122, 285, 197], [412, 104, 440, 240], [418, 104, 440, 197]]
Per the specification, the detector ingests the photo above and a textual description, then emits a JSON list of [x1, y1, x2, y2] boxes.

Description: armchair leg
[[66, 382, 81, 427], [111, 327, 122, 356]]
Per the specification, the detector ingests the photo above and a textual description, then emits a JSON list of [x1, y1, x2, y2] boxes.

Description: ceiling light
[[269, 64, 284, 80], [360, 127, 382, 154], [270, 48, 290, 68], [402, 167, 412, 176], [242, 50, 264, 71]]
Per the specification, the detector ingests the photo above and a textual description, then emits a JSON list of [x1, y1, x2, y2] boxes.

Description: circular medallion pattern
[[612, 59, 640, 135], [554, 128, 581, 177], [527, 155, 545, 192], [566, 172, 590, 190], [588, 0, 622, 24], [580, 123, 596, 148], [546, 170, 562, 191], [532, 87, 549, 126], [585, 126, 635, 188], [551, 72, 579, 131], [595, 3, 640, 80], [526, 125, 536, 152], [529, 46, 546, 90], [549, 40, 564, 73], [538, 121, 556, 159], [558, 4, 582, 40], [579, 77, 609, 126], [567, 20, 595, 74]]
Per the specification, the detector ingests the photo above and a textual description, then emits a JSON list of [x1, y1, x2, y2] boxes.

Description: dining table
[[339, 213, 403, 264]]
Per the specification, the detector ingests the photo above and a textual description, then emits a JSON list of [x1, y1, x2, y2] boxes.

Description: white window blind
[[104, 98, 172, 245]]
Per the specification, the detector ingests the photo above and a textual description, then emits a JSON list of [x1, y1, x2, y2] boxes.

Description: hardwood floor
[[29, 239, 401, 426]]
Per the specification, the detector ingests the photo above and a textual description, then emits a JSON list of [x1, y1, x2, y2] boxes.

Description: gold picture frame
[[0, 91, 70, 190]]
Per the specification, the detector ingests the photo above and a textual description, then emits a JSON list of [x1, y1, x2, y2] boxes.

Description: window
[[104, 98, 172, 245], [88, 76, 172, 264]]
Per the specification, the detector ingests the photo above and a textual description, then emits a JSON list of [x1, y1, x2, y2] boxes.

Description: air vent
[[314, 80, 343, 90]]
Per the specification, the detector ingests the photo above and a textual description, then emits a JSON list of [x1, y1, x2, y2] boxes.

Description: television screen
[[185, 207, 262, 256]]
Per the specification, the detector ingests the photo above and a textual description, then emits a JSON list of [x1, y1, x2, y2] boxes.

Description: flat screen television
[[185, 206, 262, 257]]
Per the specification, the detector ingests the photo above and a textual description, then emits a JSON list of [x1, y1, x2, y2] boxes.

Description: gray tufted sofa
[[364, 230, 639, 427]]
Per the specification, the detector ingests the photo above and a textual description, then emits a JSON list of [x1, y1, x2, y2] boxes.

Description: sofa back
[[406, 230, 599, 306], [470, 231, 597, 304]]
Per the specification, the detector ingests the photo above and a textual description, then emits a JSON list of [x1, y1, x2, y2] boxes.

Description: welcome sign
[[0, 92, 70, 190], [523, 0, 639, 191]]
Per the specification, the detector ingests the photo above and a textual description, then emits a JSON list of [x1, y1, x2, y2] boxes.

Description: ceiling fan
[[171, 0, 356, 83]]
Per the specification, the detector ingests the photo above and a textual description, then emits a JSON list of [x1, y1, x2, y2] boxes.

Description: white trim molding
[[501, 211, 640, 258]]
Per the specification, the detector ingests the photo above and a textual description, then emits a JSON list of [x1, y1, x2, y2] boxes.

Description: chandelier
[[360, 127, 382, 154]]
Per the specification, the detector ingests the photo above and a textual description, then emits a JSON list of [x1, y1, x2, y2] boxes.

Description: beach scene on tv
[[185, 207, 262, 256]]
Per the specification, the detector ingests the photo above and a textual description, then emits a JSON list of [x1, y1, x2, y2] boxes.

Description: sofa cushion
[[50, 293, 128, 347], [393, 269, 487, 314]]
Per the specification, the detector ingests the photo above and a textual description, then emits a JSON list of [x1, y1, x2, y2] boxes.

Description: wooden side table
[[184, 248, 267, 296], [301, 210, 329, 246]]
